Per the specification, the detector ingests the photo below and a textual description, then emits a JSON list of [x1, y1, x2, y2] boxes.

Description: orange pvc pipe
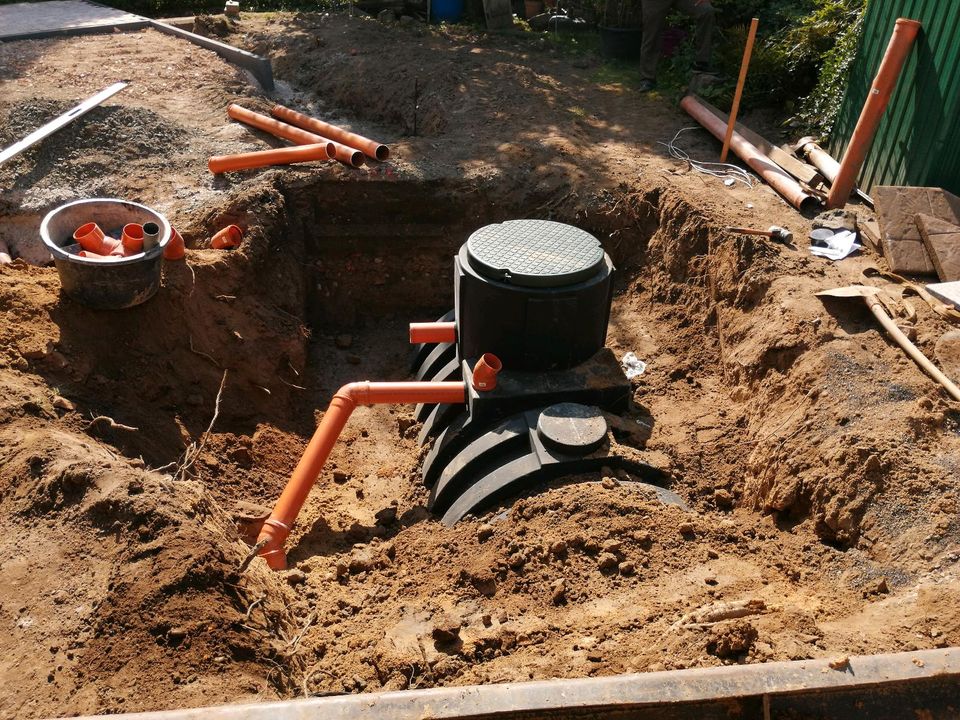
[[164, 227, 185, 260], [227, 104, 335, 154], [271, 104, 390, 162], [472, 353, 502, 391], [680, 95, 817, 212], [256, 380, 466, 569], [409, 321, 456, 344], [826, 18, 921, 209], [720, 17, 758, 163], [208, 143, 332, 174], [210, 225, 243, 249]]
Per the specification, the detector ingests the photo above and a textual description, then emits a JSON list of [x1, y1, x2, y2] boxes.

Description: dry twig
[[176, 369, 228, 480]]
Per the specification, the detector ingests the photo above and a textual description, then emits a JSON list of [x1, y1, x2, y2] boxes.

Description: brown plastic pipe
[[208, 143, 333, 174], [720, 17, 758, 163], [826, 18, 921, 209], [256, 381, 467, 569], [409, 321, 456, 344], [271, 104, 389, 162], [227, 104, 335, 156], [680, 95, 817, 212]]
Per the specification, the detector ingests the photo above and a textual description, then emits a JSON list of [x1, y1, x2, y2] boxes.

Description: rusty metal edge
[[70, 648, 958, 720]]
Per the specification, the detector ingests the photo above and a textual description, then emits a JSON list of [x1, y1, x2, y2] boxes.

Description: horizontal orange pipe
[[256, 381, 466, 569], [230, 103, 362, 167], [409, 321, 456, 344], [680, 95, 817, 212], [826, 18, 921, 209], [208, 143, 332, 174], [227, 103, 335, 156], [271, 104, 389, 162]]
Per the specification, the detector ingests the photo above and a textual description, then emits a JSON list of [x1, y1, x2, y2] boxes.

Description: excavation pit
[[0, 15, 958, 719]]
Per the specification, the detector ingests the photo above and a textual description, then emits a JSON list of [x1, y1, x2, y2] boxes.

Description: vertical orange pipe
[[826, 18, 921, 209], [720, 17, 758, 163], [256, 381, 467, 569]]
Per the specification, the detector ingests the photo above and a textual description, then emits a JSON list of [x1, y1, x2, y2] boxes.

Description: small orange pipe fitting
[[826, 18, 921, 209], [210, 225, 243, 249], [164, 227, 185, 260], [409, 321, 456, 344], [73, 222, 108, 253], [209, 143, 332, 175], [271, 104, 390, 162], [256, 380, 467, 569], [472, 353, 502, 391], [121, 223, 144, 253]]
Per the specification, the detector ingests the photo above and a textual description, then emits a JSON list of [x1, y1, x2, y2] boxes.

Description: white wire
[[657, 127, 755, 188]]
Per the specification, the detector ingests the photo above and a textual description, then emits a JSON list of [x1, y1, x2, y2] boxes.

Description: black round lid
[[466, 220, 605, 288], [536, 403, 608, 454]]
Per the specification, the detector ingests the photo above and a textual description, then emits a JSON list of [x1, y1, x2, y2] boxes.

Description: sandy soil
[[0, 12, 958, 719]]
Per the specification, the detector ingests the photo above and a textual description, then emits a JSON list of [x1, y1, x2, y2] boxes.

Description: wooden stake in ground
[[720, 17, 759, 163]]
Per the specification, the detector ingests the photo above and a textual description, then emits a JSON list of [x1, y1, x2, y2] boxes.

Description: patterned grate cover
[[466, 220, 604, 288]]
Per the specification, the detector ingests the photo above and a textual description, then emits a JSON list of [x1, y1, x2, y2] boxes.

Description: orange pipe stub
[[210, 225, 243, 249], [472, 353, 502, 391], [255, 380, 466, 569], [271, 104, 389, 162], [163, 227, 185, 260], [121, 223, 144, 253], [409, 321, 456, 344]]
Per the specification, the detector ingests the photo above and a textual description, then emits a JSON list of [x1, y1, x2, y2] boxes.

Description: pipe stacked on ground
[[271, 104, 390, 162], [211, 103, 389, 174]]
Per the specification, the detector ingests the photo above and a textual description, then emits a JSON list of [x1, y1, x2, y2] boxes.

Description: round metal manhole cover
[[466, 220, 604, 288], [537, 402, 608, 454]]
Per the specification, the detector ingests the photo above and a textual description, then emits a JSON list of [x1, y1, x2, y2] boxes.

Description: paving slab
[[874, 186, 960, 276], [916, 213, 960, 282], [0, 0, 148, 41]]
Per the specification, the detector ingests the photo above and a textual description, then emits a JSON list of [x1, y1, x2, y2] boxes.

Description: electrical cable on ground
[[658, 127, 755, 188]]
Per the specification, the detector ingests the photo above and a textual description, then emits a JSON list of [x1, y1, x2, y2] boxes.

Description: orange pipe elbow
[[271, 104, 390, 162], [208, 143, 333, 174], [472, 353, 502, 391], [210, 225, 243, 249], [409, 321, 456, 344], [826, 18, 921, 209], [164, 227, 185, 260], [256, 381, 466, 569]]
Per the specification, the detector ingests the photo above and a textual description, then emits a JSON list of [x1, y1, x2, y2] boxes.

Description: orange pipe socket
[[164, 227, 185, 260], [472, 353, 502, 391], [271, 104, 389, 162], [409, 321, 456, 344], [826, 18, 921, 209], [211, 224, 243, 249], [209, 143, 332, 175], [680, 95, 817, 212], [256, 381, 467, 569]]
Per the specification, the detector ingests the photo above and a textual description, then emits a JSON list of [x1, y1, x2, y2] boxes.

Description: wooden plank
[[482, 0, 513, 30], [0, 82, 126, 166], [698, 98, 821, 185]]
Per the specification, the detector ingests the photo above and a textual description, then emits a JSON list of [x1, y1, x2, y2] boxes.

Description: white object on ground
[[927, 281, 960, 311], [809, 229, 861, 261], [621, 351, 647, 379]]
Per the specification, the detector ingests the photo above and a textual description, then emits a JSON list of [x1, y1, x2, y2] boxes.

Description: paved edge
[[70, 647, 959, 719], [149, 20, 274, 91]]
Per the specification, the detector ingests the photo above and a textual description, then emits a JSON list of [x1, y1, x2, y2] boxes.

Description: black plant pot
[[598, 25, 643, 61]]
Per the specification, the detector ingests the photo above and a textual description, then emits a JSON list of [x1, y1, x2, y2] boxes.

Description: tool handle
[[725, 226, 771, 238], [869, 301, 960, 401]]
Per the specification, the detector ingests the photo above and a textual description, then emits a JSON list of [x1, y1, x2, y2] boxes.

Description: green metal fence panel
[[830, 0, 960, 195]]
